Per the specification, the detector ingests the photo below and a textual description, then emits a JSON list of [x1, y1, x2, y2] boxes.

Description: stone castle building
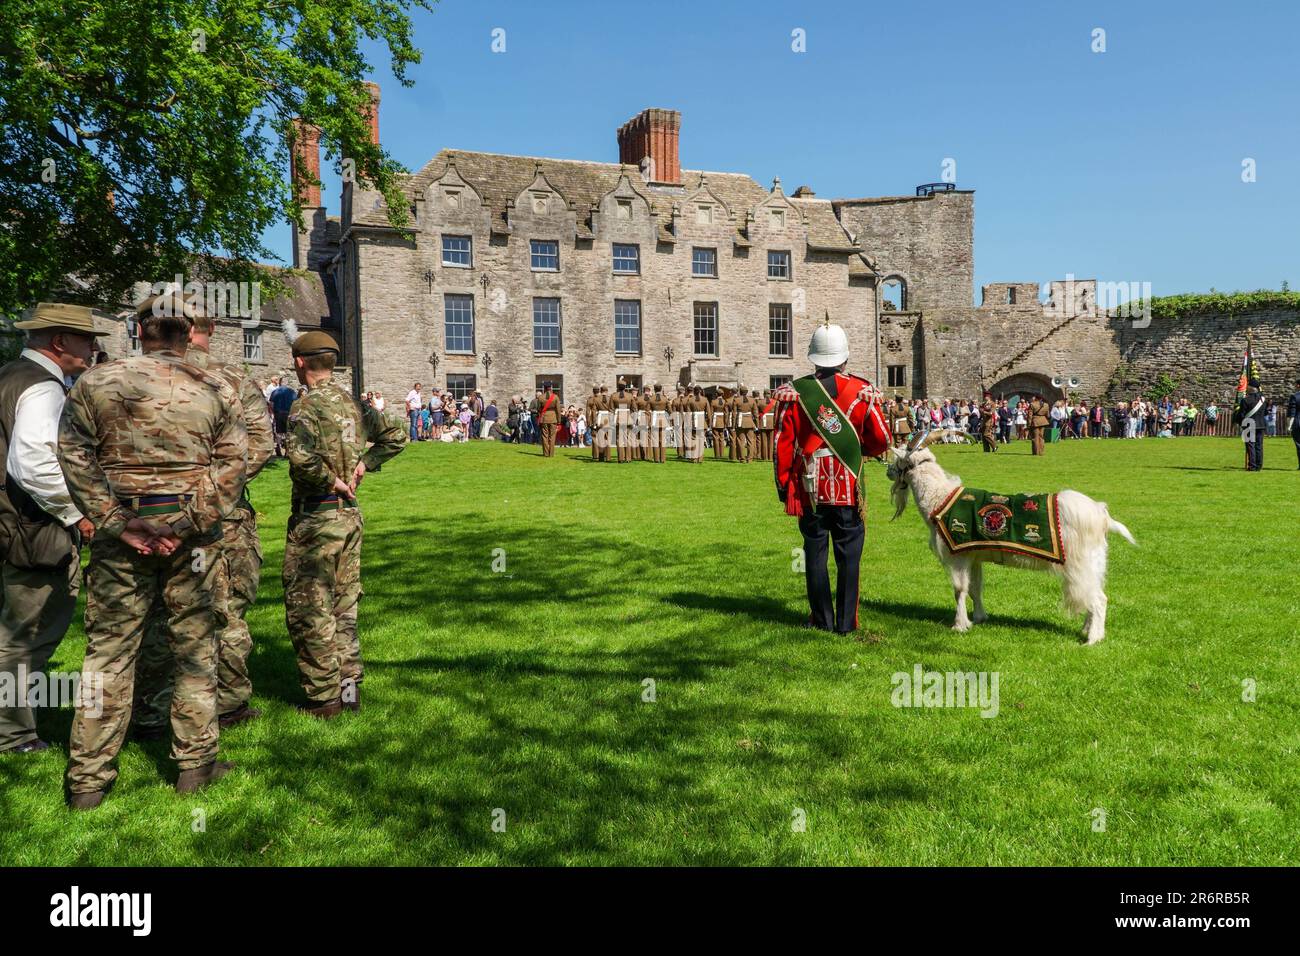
[[95, 91, 1289, 407]]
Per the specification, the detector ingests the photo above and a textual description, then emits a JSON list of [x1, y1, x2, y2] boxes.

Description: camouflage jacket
[[287, 376, 406, 502], [185, 346, 275, 504], [58, 349, 248, 540]]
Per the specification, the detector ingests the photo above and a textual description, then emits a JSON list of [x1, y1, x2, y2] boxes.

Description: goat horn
[[914, 428, 966, 453]]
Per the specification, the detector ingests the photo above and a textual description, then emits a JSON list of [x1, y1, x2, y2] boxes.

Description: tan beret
[[291, 330, 340, 357]]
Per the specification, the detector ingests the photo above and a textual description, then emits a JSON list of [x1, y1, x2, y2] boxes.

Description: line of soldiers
[[14, 291, 405, 810], [583, 381, 780, 464]]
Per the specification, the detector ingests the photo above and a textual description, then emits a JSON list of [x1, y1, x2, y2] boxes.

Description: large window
[[530, 239, 559, 271], [767, 250, 791, 280], [242, 328, 263, 362], [691, 247, 717, 277], [446, 374, 477, 400], [442, 235, 472, 267], [614, 299, 641, 355], [888, 365, 906, 387], [768, 304, 792, 357], [613, 243, 640, 275], [533, 297, 562, 354], [693, 302, 718, 357], [534, 374, 563, 404], [444, 294, 475, 353]]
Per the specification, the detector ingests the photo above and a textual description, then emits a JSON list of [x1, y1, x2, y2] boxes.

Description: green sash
[[791, 375, 862, 478], [791, 374, 867, 519]]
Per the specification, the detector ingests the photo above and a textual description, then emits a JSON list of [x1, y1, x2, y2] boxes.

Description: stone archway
[[988, 371, 1064, 407]]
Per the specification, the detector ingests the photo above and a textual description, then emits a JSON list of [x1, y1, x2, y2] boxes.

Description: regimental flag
[[1237, 332, 1261, 393]]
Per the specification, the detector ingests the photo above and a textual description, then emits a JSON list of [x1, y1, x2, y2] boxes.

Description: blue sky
[[269, 0, 1299, 303]]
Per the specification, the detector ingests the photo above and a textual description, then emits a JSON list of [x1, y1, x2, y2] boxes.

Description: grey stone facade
[[287, 102, 1297, 408]]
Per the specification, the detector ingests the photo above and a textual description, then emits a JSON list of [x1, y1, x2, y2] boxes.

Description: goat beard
[[889, 475, 910, 521]]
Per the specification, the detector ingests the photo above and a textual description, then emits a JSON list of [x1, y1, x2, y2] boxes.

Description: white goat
[[886, 430, 1136, 644]]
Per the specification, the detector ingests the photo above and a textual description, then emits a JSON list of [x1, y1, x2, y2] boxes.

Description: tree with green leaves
[[0, 0, 431, 314]]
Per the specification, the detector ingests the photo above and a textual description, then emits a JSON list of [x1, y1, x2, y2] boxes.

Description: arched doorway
[[988, 371, 1064, 410]]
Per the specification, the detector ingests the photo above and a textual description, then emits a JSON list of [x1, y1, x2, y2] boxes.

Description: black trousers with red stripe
[[798, 504, 864, 633]]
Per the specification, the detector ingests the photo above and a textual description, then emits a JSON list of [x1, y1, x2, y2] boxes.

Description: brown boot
[[296, 697, 343, 720], [218, 704, 262, 728], [341, 680, 360, 713], [68, 790, 106, 811], [175, 760, 236, 794]]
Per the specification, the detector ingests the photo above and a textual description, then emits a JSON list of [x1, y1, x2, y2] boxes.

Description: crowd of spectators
[[879, 394, 1254, 444]]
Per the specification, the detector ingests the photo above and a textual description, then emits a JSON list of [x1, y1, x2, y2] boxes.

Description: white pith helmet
[[807, 311, 849, 367]]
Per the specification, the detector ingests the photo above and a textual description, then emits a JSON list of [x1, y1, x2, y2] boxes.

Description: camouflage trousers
[[134, 506, 263, 727], [67, 530, 222, 794], [283, 507, 363, 702]]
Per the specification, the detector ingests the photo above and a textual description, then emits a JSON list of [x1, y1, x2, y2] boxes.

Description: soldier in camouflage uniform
[[282, 328, 405, 718], [58, 294, 248, 809], [133, 305, 276, 737]]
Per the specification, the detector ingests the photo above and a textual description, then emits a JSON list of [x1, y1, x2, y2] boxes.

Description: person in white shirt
[[0, 302, 112, 754], [405, 383, 423, 442], [373, 391, 385, 414]]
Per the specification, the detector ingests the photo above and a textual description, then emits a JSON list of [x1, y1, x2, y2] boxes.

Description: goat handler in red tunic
[[773, 319, 890, 634]]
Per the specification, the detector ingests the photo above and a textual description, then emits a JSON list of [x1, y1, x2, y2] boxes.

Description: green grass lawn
[[2, 435, 1298, 865]]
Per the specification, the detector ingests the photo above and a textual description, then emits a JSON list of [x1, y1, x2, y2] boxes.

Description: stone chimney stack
[[617, 108, 681, 185], [289, 118, 327, 270]]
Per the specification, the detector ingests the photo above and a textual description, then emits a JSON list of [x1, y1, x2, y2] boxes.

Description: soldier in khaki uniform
[[586, 386, 610, 462], [647, 384, 671, 463], [683, 386, 708, 462], [674, 387, 691, 460], [613, 379, 634, 463], [1028, 395, 1050, 456], [726, 388, 740, 461], [536, 381, 562, 457], [633, 386, 649, 460], [133, 300, 276, 737], [283, 327, 405, 718], [733, 385, 760, 462], [980, 392, 999, 453], [756, 388, 777, 461], [59, 296, 248, 809], [708, 389, 728, 459]]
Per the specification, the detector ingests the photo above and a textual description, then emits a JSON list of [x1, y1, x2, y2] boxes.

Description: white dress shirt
[[7, 349, 82, 526]]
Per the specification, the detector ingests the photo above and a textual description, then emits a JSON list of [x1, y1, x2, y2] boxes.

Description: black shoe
[[6, 738, 50, 754]]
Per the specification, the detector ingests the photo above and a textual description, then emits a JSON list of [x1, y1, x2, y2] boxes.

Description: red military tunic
[[773, 373, 890, 516]]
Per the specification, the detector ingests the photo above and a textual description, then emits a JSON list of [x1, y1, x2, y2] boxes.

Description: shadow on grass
[[231, 514, 912, 863]]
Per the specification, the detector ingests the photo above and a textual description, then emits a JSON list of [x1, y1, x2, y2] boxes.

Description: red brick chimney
[[617, 108, 680, 185], [290, 118, 321, 207], [363, 81, 380, 147]]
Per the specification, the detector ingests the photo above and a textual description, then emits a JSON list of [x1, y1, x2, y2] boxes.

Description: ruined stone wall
[[1109, 307, 1300, 403]]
